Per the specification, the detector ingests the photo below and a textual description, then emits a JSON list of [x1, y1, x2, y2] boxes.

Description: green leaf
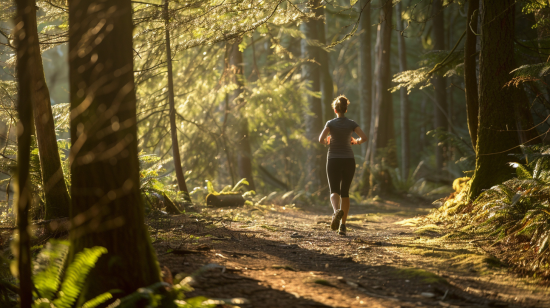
[[53, 246, 108, 308], [231, 178, 250, 192], [351, 0, 358, 6], [515, 164, 533, 179], [205, 180, 218, 195], [32, 240, 70, 300], [82, 292, 113, 308]]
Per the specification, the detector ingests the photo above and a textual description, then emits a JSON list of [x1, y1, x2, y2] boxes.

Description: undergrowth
[[424, 144, 550, 277]]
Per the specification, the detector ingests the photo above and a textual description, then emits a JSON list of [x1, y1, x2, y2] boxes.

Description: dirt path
[[153, 199, 550, 307]]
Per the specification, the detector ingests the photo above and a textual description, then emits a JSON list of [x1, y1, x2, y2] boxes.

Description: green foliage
[[27, 240, 215, 308], [467, 144, 550, 270], [391, 49, 464, 94], [427, 128, 476, 171], [29, 240, 110, 308]]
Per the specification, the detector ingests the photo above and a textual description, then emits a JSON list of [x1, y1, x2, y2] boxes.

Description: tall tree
[[301, 0, 326, 192], [25, 0, 72, 219], [464, 0, 480, 150], [358, 0, 372, 156], [228, 41, 256, 191], [315, 5, 334, 123], [68, 0, 160, 302], [13, 0, 34, 306], [432, 0, 447, 171], [164, 0, 189, 197], [365, 0, 395, 195], [396, 1, 409, 179], [468, 0, 523, 199]]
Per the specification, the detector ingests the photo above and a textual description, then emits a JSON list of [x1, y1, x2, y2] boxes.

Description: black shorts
[[326, 158, 355, 198]]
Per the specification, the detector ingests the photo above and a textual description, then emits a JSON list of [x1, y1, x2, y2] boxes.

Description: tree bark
[[13, 0, 34, 306], [363, 0, 394, 196], [68, 0, 161, 302], [315, 6, 334, 123], [358, 0, 372, 157], [367, 0, 394, 164], [164, 0, 189, 196], [468, 0, 523, 199], [396, 1, 409, 180], [25, 1, 72, 219], [228, 41, 256, 191], [433, 0, 447, 171], [464, 0, 480, 150], [301, 0, 326, 193]]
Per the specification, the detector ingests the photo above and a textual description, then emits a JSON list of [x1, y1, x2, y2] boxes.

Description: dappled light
[[1, 0, 550, 307]]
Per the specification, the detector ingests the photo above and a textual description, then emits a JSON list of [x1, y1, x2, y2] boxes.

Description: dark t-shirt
[[325, 117, 359, 159]]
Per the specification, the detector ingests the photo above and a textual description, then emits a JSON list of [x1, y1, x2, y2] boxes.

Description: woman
[[318, 95, 368, 236]]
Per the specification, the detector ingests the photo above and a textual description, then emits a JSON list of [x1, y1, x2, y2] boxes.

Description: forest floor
[[151, 198, 550, 308]]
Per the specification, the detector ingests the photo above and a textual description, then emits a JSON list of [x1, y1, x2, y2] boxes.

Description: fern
[[52, 247, 108, 308], [81, 292, 114, 308], [32, 240, 69, 300]]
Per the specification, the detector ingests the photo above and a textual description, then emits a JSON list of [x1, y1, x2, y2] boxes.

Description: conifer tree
[[67, 0, 160, 301]]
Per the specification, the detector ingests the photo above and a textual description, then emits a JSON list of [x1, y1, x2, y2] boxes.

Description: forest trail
[[153, 199, 550, 308]]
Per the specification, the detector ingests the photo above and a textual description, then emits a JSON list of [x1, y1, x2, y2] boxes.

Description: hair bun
[[332, 95, 349, 113]]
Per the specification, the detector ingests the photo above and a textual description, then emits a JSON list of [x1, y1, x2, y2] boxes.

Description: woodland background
[[2, 0, 550, 306]]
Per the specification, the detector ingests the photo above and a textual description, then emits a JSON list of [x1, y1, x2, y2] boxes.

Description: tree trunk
[[364, 0, 394, 196], [396, 1, 409, 180], [315, 6, 334, 123], [301, 0, 326, 193], [468, 0, 523, 199], [26, 1, 71, 219], [358, 0, 372, 157], [13, 0, 35, 306], [368, 0, 394, 163], [433, 0, 447, 171], [164, 0, 190, 196], [228, 41, 256, 191], [464, 0, 480, 150], [68, 0, 161, 302]]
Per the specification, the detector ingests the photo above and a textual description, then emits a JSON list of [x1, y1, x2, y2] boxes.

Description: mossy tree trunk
[[396, 1, 409, 180], [464, 0, 480, 150], [68, 0, 161, 302], [433, 0, 448, 171], [468, 0, 523, 199], [164, 0, 190, 196], [13, 0, 35, 306], [358, 0, 372, 194], [365, 0, 395, 196], [301, 0, 326, 193], [228, 41, 256, 191], [27, 0, 71, 219]]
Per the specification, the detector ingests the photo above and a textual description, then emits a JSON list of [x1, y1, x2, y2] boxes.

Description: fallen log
[[163, 193, 182, 214], [206, 193, 245, 207]]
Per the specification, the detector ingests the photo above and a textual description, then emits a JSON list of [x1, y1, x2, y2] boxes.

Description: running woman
[[318, 95, 368, 235]]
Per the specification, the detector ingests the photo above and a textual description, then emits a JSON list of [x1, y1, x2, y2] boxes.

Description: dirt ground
[[151, 198, 550, 308]]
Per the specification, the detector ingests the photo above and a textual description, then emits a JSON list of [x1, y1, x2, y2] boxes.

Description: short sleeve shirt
[[325, 117, 359, 159]]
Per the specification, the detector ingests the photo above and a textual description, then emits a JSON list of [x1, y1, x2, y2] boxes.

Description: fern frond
[[53, 247, 107, 308]]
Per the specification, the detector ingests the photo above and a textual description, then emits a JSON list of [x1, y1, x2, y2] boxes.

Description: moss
[[272, 264, 295, 271], [260, 224, 278, 232], [414, 224, 440, 236], [450, 254, 504, 274], [396, 268, 447, 284], [395, 217, 422, 227]]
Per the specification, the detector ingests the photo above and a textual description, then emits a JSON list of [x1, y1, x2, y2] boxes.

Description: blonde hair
[[331, 95, 350, 113]]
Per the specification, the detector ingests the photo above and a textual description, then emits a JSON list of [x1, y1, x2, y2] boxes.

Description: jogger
[[318, 95, 368, 235]]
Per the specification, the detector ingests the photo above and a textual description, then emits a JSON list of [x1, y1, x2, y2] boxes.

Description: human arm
[[319, 127, 330, 144], [352, 127, 368, 145]]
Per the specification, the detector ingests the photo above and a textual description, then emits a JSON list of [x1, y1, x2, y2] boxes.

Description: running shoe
[[331, 209, 344, 231], [338, 224, 347, 236]]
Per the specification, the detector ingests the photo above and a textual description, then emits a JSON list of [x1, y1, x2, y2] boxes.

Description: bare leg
[[341, 197, 350, 224], [330, 193, 341, 212]]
